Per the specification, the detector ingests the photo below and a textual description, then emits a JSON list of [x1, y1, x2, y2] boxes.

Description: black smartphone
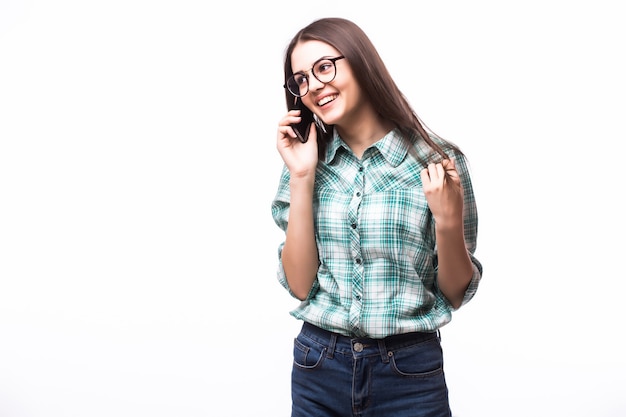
[[290, 98, 315, 143]]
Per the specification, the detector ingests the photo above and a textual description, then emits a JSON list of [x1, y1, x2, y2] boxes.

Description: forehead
[[291, 40, 341, 72]]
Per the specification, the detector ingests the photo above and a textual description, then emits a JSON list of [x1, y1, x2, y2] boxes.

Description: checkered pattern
[[271, 129, 482, 338]]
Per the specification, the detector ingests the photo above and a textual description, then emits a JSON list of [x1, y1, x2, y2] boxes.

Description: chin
[[318, 111, 340, 127]]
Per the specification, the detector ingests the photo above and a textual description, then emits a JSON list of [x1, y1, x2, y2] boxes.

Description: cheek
[[302, 96, 316, 109], [336, 76, 360, 103], [340, 84, 362, 112]]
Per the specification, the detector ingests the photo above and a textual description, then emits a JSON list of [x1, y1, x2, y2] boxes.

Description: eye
[[293, 73, 308, 86], [315, 60, 333, 74]]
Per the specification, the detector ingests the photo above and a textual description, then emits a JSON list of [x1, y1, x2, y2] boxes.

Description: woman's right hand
[[276, 110, 319, 179]]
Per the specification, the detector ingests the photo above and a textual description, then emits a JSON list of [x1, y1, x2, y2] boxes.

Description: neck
[[336, 110, 394, 158]]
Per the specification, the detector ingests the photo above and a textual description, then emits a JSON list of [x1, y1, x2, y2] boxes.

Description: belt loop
[[377, 339, 390, 364], [326, 333, 337, 359]]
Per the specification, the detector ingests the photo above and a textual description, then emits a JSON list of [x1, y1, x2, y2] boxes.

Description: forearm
[[281, 176, 319, 300], [435, 221, 474, 309]]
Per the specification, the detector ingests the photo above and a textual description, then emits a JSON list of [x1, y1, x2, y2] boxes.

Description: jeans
[[291, 322, 452, 417]]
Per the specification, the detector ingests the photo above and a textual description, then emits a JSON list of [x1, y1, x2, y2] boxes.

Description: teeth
[[318, 95, 337, 106]]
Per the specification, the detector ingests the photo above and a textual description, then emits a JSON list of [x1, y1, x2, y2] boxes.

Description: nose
[[307, 73, 325, 91]]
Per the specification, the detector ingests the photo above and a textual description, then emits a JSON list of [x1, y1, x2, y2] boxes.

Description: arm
[[421, 158, 476, 309], [280, 175, 319, 300], [275, 115, 321, 300], [433, 213, 474, 309]]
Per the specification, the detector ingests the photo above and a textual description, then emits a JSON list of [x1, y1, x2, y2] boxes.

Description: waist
[[290, 293, 453, 338], [301, 321, 438, 354]]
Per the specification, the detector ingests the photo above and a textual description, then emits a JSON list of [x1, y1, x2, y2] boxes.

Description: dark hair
[[283, 17, 460, 162]]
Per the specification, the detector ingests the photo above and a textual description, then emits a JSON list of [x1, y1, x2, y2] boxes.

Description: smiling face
[[290, 40, 366, 129]]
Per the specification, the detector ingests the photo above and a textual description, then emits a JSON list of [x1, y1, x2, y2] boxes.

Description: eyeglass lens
[[287, 58, 339, 97]]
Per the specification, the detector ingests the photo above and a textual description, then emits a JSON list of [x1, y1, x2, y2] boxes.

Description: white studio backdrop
[[1, 1, 624, 416]]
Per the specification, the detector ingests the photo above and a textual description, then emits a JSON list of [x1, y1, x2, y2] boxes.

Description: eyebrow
[[293, 55, 338, 73]]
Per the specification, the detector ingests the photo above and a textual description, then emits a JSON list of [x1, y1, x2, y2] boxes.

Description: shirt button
[[353, 342, 364, 352]]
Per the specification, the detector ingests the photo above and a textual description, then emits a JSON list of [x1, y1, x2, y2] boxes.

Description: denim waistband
[[300, 321, 439, 361]]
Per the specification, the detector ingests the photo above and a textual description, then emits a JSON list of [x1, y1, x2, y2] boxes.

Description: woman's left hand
[[420, 159, 464, 228]]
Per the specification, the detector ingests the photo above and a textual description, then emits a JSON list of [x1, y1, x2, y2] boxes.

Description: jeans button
[[353, 342, 364, 352]]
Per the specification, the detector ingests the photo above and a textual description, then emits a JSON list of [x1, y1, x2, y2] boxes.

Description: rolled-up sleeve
[[271, 166, 320, 300]]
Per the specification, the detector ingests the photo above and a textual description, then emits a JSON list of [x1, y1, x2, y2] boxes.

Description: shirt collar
[[324, 128, 410, 168]]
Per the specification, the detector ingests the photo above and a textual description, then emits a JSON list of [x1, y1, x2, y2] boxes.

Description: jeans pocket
[[389, 338, 444, 378], [293, 335, 327, 370]]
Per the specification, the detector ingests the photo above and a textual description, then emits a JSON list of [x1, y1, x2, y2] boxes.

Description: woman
[[271, 17, 483, 417]]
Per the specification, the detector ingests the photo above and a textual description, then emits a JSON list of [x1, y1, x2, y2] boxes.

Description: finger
[[426, 163, 437, 180], [442, 158, 460, 182], [277, 125, 298, 141], [279, 111, 302, 127], [442, 158, 457, 173], [288, 125, 298, 140], [427, 163, 443, 182], [282, 116, 302, 129], [435, 163, 445, 180], [420, 167, 430, 185]]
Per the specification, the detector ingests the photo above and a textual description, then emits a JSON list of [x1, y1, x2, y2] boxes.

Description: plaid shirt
[[271, 129, 482, 338]]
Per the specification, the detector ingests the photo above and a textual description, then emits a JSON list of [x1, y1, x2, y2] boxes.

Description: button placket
[[348, 159, 365, 336]]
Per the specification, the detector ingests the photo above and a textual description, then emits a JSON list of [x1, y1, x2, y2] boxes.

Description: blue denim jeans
[[291, 322, 452, 417]]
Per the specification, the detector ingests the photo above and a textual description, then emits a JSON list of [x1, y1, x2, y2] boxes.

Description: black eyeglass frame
[[284, 56, 345, 97]]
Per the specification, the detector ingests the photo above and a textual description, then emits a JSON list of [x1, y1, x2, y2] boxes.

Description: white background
[[1, 1, 625, 416]]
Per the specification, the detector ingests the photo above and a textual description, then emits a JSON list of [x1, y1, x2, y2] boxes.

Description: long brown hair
[[283, 17, 460, 163]]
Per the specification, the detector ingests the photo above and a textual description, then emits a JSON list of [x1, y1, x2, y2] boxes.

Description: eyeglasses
[[284, 56, 345, 97]]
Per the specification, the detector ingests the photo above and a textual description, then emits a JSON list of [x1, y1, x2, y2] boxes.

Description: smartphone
[[290, 98, 315, 143]]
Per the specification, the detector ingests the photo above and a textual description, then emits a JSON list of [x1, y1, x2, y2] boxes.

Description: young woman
[[271, 17, 483, 417]]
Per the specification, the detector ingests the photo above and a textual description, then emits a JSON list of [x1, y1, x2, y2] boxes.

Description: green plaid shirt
[[271, 128, 482, 338]]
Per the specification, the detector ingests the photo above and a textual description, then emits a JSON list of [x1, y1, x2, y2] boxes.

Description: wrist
[[289, 171, 315, 187], [434, 217, 464, 234]]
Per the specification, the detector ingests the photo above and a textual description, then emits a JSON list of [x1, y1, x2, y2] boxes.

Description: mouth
[[316, 94, 338, 107]]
